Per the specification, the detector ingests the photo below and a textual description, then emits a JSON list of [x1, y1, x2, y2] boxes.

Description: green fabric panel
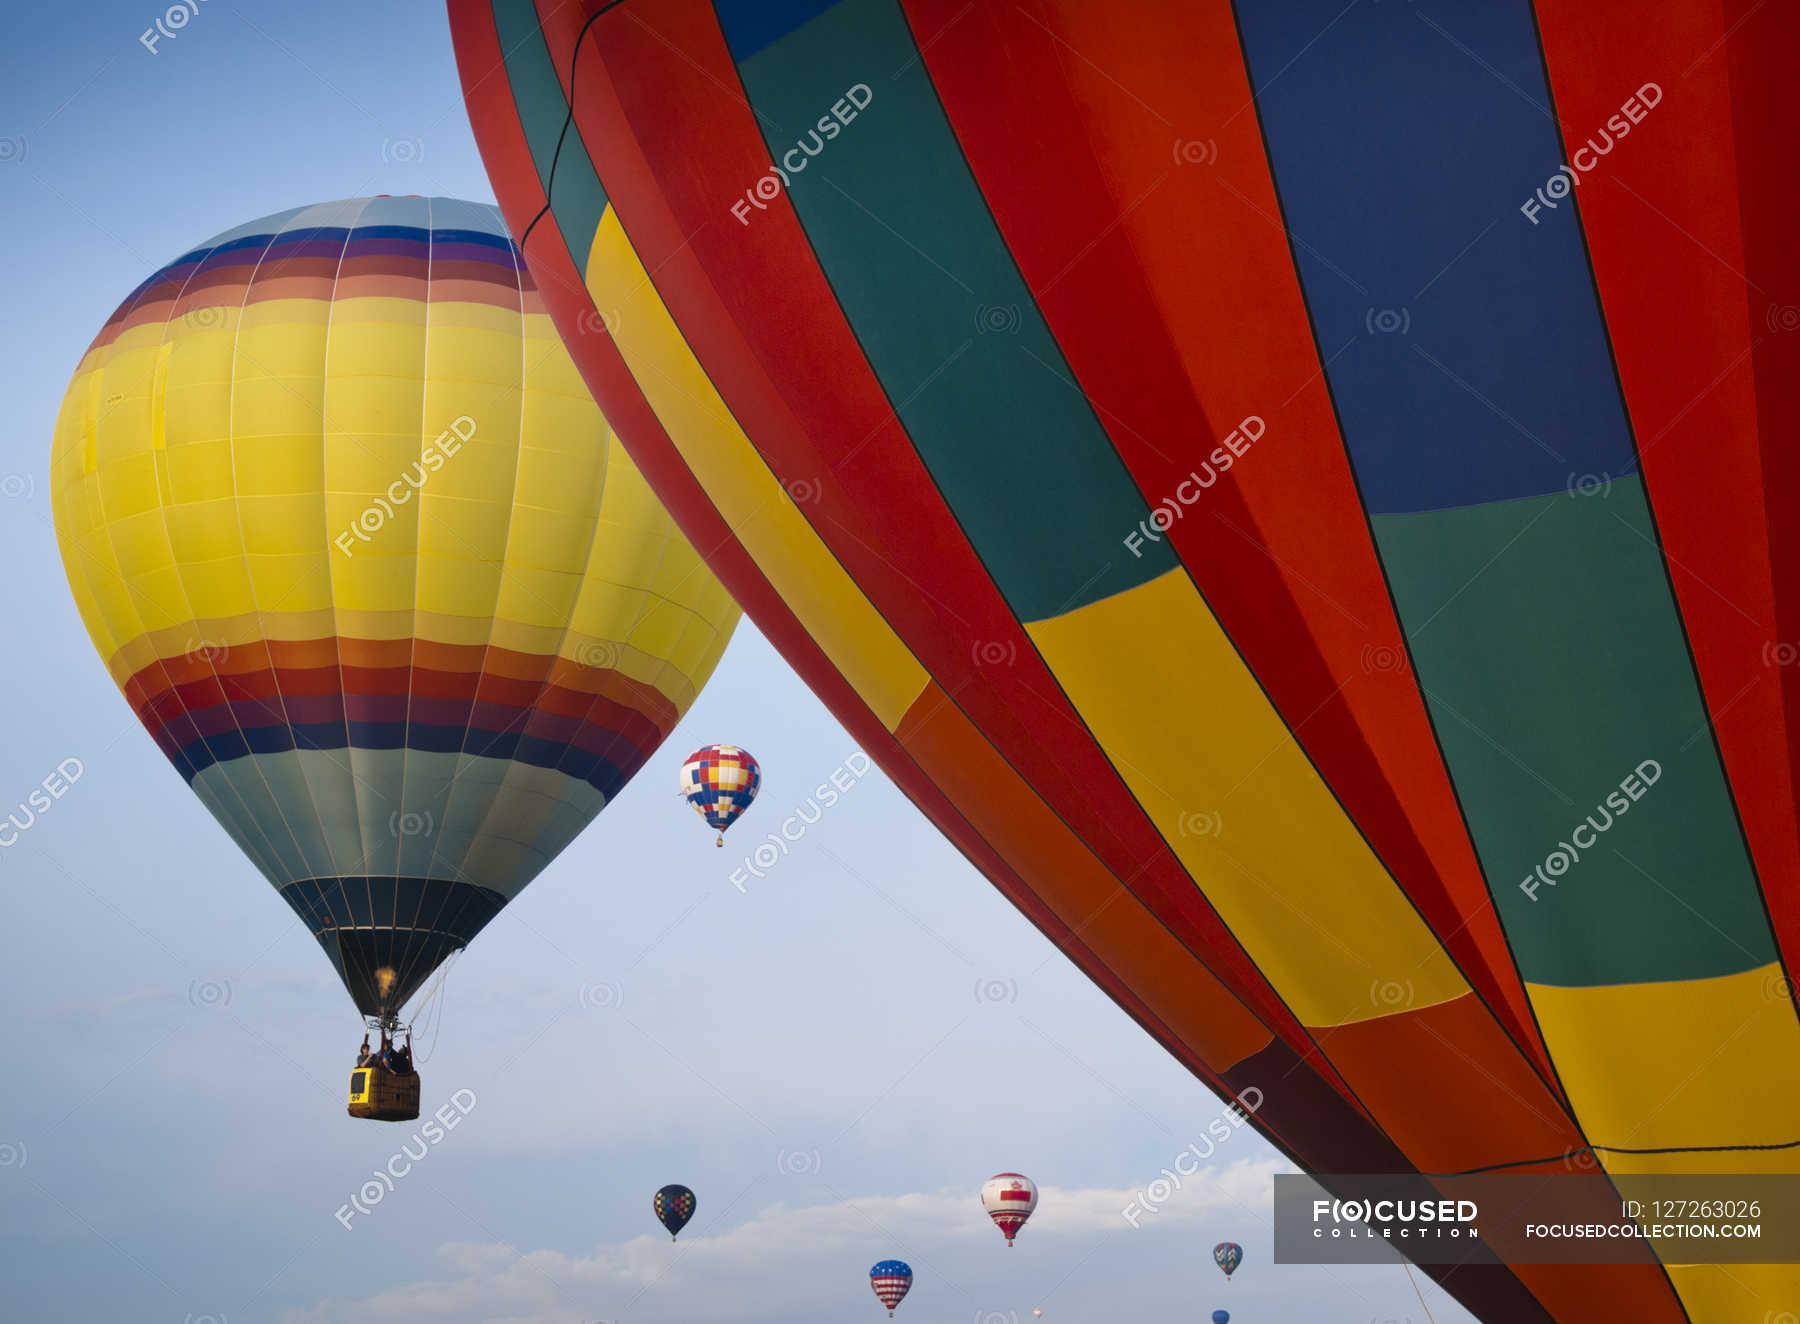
[[1375, 476, 1772, 987], [735, 0, 1175, 622], [490, 0, 609, 272], [203, 758, 310, 883]]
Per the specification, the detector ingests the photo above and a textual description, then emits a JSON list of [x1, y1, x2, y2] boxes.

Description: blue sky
[[0, 3, 1474, 1321]]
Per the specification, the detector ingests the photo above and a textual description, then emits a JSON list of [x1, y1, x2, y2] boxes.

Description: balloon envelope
[[451, 5, 1800, 1321], [680, 743, 760, 840], [979, 1171, 1037, 1244], [51, 195, 738, 1021], [1214, 1242, 1242, 1278], [653, 1184, 695, 1239], [869, 1260, 912, 1314], [1212, 1312, 1230, 1324]]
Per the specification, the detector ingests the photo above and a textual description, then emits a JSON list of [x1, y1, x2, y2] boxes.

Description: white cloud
[[280, 1162, 1288, 1324]]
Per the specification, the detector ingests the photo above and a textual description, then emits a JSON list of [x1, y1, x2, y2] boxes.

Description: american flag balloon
[[679, 744, 761, 845], [869, 1260, 912, 1315], [979, 1172, 1038, 1245]]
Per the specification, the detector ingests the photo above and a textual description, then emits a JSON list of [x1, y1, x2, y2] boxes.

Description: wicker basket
[[347, 1063, 421, 1121]]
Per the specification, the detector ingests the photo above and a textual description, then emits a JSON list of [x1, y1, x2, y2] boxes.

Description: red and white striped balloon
[[979, 1172, 1038, 1246]]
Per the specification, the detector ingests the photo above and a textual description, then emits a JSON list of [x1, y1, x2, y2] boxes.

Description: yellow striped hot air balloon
[[51, 196, 738, 1114]]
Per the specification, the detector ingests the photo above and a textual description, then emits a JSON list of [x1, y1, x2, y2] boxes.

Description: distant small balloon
[[1213, 1311, 1230, 1324], [680, 744, 761, 845], [870, 1260, 913, 1316], [653, 1184, 695, 1240], [1214, 1241, 1243, 1279], [980, 1172, 1039, 1246]]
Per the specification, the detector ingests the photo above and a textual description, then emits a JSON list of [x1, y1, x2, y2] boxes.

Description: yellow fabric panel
[[585, 206, 926, 731], [1025, 566, 1467, 1028], [414, 305, 521, 650], [162, 496, 241, 567], [165, 439, 236, 505], [53, 221, 738, 727], [80, 368, 102, 474], [148, 343, 172, 452], [228, 305, 332, 625], [66, 375, 135, 617], [323, 367, 425, 618], [1664, 1265, 1800, 1324], [427, 323, 530, 389], [448, 285, 593, 671], [1527, 964, 1800, 1166], [492, 563, 585, 633], [235, 298, 332, 371], [54, 369, 119, 661], [561, 493, 730, 700]]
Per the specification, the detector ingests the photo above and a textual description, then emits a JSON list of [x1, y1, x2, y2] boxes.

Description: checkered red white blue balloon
[[680, 744, 761, 845]]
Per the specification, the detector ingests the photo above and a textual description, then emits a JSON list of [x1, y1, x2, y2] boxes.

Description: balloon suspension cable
[[409, 949, 458, 1066], [1401, 1263, 1439, 1324]]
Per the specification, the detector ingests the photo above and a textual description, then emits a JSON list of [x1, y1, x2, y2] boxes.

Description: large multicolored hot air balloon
[[51, 195, 739, 1042], [679, 743, 760, 844], [868, 1260, 911, 1316], [979, 1172, 1037, 1246], [1213, 1242, 1242, 1281], [450, 3, 1800, 1320], [653, 1183, 696, 1240]]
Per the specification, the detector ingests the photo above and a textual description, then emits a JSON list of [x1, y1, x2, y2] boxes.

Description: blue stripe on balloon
[[712, 0, 846, 60], [1234, 0, 1636, 512], [169, 728, 635, 798]]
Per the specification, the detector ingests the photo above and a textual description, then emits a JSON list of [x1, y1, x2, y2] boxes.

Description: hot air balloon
[[869, 1260, 912, 1316], [979, 1172, 1037, 1246], [679, 743, 760, 844], [50, 195, 739, 1118], [1212, 1311, 1230, 1324], [1214, 1242, 1243, 1281], [451, 4, 1800, 1320], [653, 1184, 695, 1240]]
